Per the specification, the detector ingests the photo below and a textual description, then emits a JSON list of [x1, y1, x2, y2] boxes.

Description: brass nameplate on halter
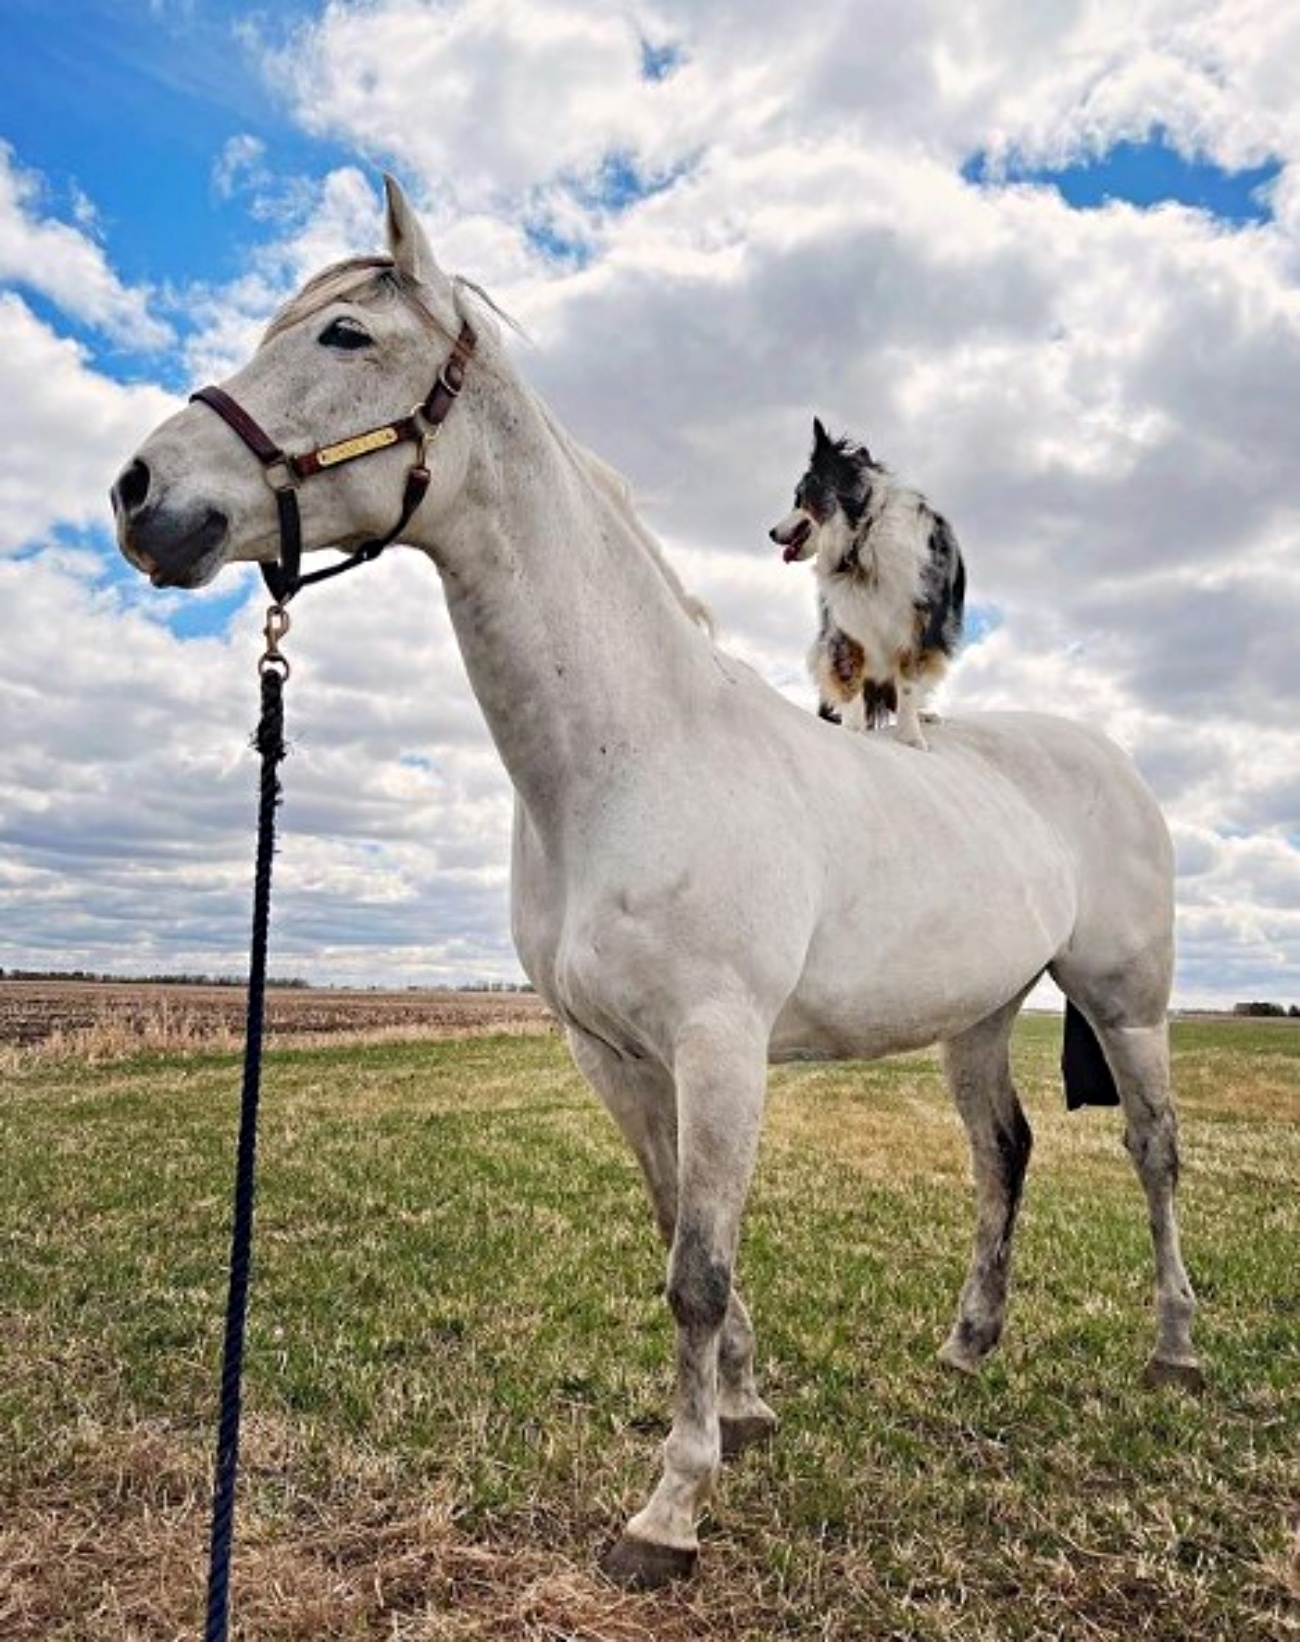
[[316, 426, 400, 467]]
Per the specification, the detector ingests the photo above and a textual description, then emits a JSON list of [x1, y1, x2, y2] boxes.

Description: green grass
[[2, 1019, 1297, 1639]]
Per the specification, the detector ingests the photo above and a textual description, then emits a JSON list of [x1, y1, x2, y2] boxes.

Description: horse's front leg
[[602, 1010, 768, 1588], [567, 1028, 776, 1464]]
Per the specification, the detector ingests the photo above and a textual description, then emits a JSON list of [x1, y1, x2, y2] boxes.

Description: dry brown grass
[[0, 979, 556, 1070], [0, 1421, 734, 1641]]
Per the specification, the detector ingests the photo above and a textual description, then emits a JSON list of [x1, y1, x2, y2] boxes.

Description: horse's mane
[[263, 257, 711, 631], [532, 401, 713, 633], [262, 257, 401, 343]]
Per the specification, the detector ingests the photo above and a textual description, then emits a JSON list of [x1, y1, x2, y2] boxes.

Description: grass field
[[2, 1012, 1297, 1639]]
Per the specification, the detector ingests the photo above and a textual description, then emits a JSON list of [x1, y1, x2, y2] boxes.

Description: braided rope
[[204, 662, 286, 1642]]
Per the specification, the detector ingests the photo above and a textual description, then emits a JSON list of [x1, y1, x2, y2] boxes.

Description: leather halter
[[190, 320, 476, 603]]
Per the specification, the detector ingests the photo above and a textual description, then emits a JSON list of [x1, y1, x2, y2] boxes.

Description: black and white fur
[[770, 418, 966, 749]]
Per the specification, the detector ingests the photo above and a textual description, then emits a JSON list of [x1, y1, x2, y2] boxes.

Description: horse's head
[[112, 178, 476, 591]]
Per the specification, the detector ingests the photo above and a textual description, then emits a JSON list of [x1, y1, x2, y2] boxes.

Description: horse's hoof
[[1143, 1356, 1207, 1393], [720, 1411, 778, 1460], [601, 1533, 698, 1590], [937, 1338, 982, 1377]]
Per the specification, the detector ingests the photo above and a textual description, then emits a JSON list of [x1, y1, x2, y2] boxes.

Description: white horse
[[113, 178, 1201, 1589]]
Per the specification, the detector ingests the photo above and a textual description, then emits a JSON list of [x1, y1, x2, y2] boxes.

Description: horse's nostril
[[113, 459, 151, 517]]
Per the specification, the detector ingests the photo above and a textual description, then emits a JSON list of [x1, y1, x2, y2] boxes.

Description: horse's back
[[766, 708, 1173, 1058]]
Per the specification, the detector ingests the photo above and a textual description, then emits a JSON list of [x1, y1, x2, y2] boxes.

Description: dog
[[769, 418, 965, 749]]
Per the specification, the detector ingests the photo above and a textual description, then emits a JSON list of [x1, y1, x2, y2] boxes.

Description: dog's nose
[[111, 458, 151, 521], [768, 526, 781, 543]]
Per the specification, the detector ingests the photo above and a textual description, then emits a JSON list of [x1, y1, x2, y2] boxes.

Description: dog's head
[[769, 418, 877, 564]]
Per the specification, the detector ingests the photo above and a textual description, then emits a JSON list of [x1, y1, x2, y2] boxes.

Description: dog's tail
[[1061, 1000, 1121, 1110]]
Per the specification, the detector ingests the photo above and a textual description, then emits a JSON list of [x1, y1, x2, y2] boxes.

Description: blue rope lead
[[205, 646, 288, 1642]]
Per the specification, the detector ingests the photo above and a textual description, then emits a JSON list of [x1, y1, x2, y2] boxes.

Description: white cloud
[[0, 548, 521, 985], [0, 144, 173, 349], [212, 134, 269, 201], [264, 1, 697, 204], [0, 294, 179, 552]]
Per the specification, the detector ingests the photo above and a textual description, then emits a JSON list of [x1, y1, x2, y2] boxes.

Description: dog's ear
[[813, 416, 830, 450]]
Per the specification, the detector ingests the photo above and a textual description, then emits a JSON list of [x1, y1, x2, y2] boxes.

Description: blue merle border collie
[[769, 418, 966, 750]]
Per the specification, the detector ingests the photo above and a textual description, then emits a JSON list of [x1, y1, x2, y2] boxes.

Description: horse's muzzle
[[112, 459, 230, 588]]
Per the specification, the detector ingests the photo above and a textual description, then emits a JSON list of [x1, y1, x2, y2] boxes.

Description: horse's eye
[[319, 317, 373, 351]]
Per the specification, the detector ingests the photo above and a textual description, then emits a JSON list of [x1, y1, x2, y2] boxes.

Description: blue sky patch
[[68, 524, 253, 641], [2, 0, 350, 296], [640, 38, 684, 82], [522, 219, 592, 269], [964, 605, 1003, 646], [525, 152, 695, 267], [963, 134, 1281, 225], [149, 578, 254, 642], [578, 152, 693, 216]]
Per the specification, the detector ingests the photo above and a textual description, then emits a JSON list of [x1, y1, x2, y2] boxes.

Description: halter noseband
[[190, 320, 477, 603]]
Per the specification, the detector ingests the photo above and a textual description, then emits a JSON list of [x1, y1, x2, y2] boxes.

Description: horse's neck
[[425, 379, 709, 828]]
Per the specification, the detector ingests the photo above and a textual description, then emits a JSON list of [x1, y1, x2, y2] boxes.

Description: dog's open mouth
[[781, 519, 812, 561]]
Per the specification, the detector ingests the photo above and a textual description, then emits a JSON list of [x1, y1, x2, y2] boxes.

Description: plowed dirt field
[[0, 978, 554, 1051]]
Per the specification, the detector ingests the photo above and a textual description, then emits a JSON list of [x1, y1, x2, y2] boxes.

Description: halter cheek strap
[[190, 320, 476, 604]]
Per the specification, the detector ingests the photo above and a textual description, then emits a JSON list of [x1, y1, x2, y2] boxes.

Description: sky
[[0, 0, 1298, 1006]]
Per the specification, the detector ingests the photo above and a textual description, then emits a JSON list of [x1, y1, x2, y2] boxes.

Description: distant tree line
[[1233, 1001, 1300, 1017], [0, 967, 309, 988], [0, 967, 535, 993]]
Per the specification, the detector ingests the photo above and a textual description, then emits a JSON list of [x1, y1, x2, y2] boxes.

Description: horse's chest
[[510, 825, 658, 1042]]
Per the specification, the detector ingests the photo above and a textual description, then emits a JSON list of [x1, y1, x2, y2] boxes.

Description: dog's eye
[[319, 317, 373, 351], [799, 484, 829, 522]]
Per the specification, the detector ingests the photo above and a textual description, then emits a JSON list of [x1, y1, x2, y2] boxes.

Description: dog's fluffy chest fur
[[817, 485, 929, 668]]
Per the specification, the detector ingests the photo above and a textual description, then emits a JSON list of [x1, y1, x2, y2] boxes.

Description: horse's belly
[[773, 833, 1075, 1060], [770, 962, 1035, 1062]]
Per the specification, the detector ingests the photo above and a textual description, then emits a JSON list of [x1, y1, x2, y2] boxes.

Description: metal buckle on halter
[[410, 403, 444, 464], [264, 456, 298, 493], [438, 358, 466, 397]]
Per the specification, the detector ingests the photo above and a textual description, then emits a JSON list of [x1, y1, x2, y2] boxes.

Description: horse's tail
[[1061, 1000, 1121, 1110]]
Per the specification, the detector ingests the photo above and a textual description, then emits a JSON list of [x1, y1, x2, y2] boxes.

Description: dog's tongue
[[781, 520, 811, 562]]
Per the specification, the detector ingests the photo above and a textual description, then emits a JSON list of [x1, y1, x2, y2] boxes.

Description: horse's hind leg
[[939, 991, 1034, 1374], [1076, 1009, 1202, 1388]]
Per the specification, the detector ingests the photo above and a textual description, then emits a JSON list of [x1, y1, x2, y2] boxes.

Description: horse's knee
[[667, 1223, 731, 1332]]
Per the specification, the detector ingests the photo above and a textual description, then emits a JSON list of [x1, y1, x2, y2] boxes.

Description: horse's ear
[[383, 174, 442, 286]]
